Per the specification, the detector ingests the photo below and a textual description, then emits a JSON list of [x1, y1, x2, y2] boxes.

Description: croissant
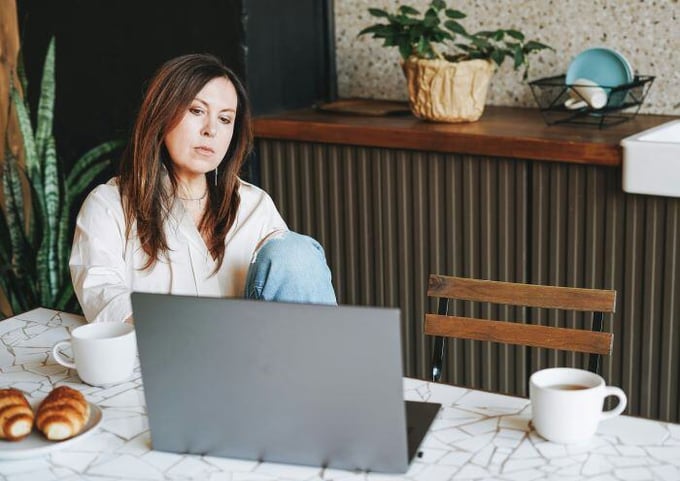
[[36, 386, 90, 441], [0, 388, 35, 441]]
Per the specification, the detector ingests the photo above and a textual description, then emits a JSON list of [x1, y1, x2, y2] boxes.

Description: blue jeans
[[244, 231, 337, 305]]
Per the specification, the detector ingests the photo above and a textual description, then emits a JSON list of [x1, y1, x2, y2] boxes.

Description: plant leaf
[[36, 37, 56, 168], [66, 157, 111, 201], [513, 46, 525, 69], [445, 9, 466, 19], [424, 8, 440, 27], [398, 5, 420, 15], [53, 279, 76, 312], [66, 140, 122, 189], [398, 41, 413, 60], [444, 20, 466, 34], [490, 49, 506, 66], [9, 84, 39, 177], [368, 8, 389, 17], [43, 136, 62, 299], [524, 40, 553, 51], [1, 37, 121, 317], [2, 152, 27, 270], [471, 36, 491, 48], [431, 0, 446, 10], [16, 47, 29, 93], [506, 29, 525, 41]]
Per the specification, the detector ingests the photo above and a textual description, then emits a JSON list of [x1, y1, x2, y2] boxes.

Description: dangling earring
[[214, 167, 218, 186]]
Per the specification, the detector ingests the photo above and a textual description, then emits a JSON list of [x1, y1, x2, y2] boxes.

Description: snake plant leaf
[[36, 38, 56, 168], [21, 173, 51, 306], [58, 156, 111, 273], [2, 152, 27, 269], [43, 136, 62, 299], [16, 47, 29, 95], [67, 157, 111, 199], [66, 140, 122, 189], [0, 180, 11, 267], [9, 82, 39, 180], [53, 278, 76, 312], [55, 195, 71, 285]]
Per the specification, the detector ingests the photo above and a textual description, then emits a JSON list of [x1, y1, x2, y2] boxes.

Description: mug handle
[[564, 97, 588, 110], [601, 386, 627, 420], [52, 340, 77, 369]]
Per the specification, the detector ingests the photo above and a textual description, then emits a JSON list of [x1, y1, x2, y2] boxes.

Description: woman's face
[[164, 76, 237, 183]]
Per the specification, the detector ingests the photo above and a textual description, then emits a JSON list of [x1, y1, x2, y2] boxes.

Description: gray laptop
[[131, 293, 440, 473]]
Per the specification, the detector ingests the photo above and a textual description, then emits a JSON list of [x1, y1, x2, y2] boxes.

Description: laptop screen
[[132, 293, 438, 473]]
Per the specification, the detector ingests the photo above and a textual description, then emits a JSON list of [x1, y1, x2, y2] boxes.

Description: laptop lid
[[132, 293, 439, 473]]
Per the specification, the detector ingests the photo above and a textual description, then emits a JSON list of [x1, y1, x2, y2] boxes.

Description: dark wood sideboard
[[254, 104, 680, 423]]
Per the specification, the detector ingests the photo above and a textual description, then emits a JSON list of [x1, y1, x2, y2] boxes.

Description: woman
[[70, 54, 336, 323]]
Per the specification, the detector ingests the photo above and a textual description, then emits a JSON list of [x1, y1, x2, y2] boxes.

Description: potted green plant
[[1, 37, 123, 318], [358, 0, 552, 122]]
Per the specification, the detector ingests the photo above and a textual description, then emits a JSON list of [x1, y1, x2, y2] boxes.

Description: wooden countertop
[[253, 104, 677, 167]]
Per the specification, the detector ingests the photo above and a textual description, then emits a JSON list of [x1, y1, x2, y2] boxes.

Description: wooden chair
[[425, 275, 616, 382]]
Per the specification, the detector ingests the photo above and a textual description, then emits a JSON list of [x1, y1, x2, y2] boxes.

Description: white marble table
[[1, 308, 680, 481]]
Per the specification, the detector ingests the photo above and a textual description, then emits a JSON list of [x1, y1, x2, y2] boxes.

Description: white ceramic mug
[[52, 323, 137, 386], [530, 367, 627, 444], [564, 78, 608, 110]]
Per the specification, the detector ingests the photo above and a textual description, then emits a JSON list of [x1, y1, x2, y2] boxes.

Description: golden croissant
[[0, 388, 35, 441], [36, 386, 90, 441]]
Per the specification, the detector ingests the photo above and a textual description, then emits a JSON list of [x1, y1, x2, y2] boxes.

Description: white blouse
[[69, 177, 287, 323]]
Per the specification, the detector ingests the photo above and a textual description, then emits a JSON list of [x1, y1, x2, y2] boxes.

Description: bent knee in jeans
[[245, 231, 337, 305]]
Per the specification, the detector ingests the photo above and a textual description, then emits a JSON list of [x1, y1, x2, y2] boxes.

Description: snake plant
[[1, 37, 123, 318]]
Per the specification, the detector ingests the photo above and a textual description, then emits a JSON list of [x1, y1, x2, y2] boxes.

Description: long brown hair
[[119, 54, 253, 270]]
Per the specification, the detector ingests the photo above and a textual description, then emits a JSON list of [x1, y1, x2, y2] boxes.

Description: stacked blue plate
[[566, 48, 634, 107]]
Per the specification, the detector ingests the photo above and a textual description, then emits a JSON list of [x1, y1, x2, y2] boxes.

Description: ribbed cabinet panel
[[256, 139, 680, 423]]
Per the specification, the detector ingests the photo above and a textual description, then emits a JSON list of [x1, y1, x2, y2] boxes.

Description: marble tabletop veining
[[1, 308, 679, 481]]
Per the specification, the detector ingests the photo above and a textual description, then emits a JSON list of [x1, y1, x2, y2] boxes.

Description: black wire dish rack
[[528, 75, 655, 128]]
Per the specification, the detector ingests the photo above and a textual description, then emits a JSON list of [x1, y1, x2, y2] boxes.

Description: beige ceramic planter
[[401, 57, 495, 122]]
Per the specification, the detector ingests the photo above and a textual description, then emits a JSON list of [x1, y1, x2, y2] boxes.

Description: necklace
[[176, 189, 208, 202]]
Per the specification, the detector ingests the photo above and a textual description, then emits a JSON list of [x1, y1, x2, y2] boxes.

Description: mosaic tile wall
[[335, 0, 680, 115]]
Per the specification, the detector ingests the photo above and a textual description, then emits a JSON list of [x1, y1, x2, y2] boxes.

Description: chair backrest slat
[[425, 314, 613, 355], [428, 275, 616, 312], [425, 274, 618, 381]]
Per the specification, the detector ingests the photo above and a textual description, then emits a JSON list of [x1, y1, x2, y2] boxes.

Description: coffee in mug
[[52, 323, 137, 386], [530, 367, 627, 444]]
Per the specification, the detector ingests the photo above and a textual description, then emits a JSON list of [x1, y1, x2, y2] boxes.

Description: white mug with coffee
[[564, 78, 609, 110], [530, 367, 627, 444], [52, 323, 137, 386]]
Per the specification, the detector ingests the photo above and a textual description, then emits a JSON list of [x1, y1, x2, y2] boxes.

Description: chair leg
[[430, 298, 451, 382], [588, 311, 604, 374], [431, 336, 445, 382], [587, 353, 601, 374]]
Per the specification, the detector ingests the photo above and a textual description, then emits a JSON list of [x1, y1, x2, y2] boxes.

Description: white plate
[[0, 402, 103, 460]]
